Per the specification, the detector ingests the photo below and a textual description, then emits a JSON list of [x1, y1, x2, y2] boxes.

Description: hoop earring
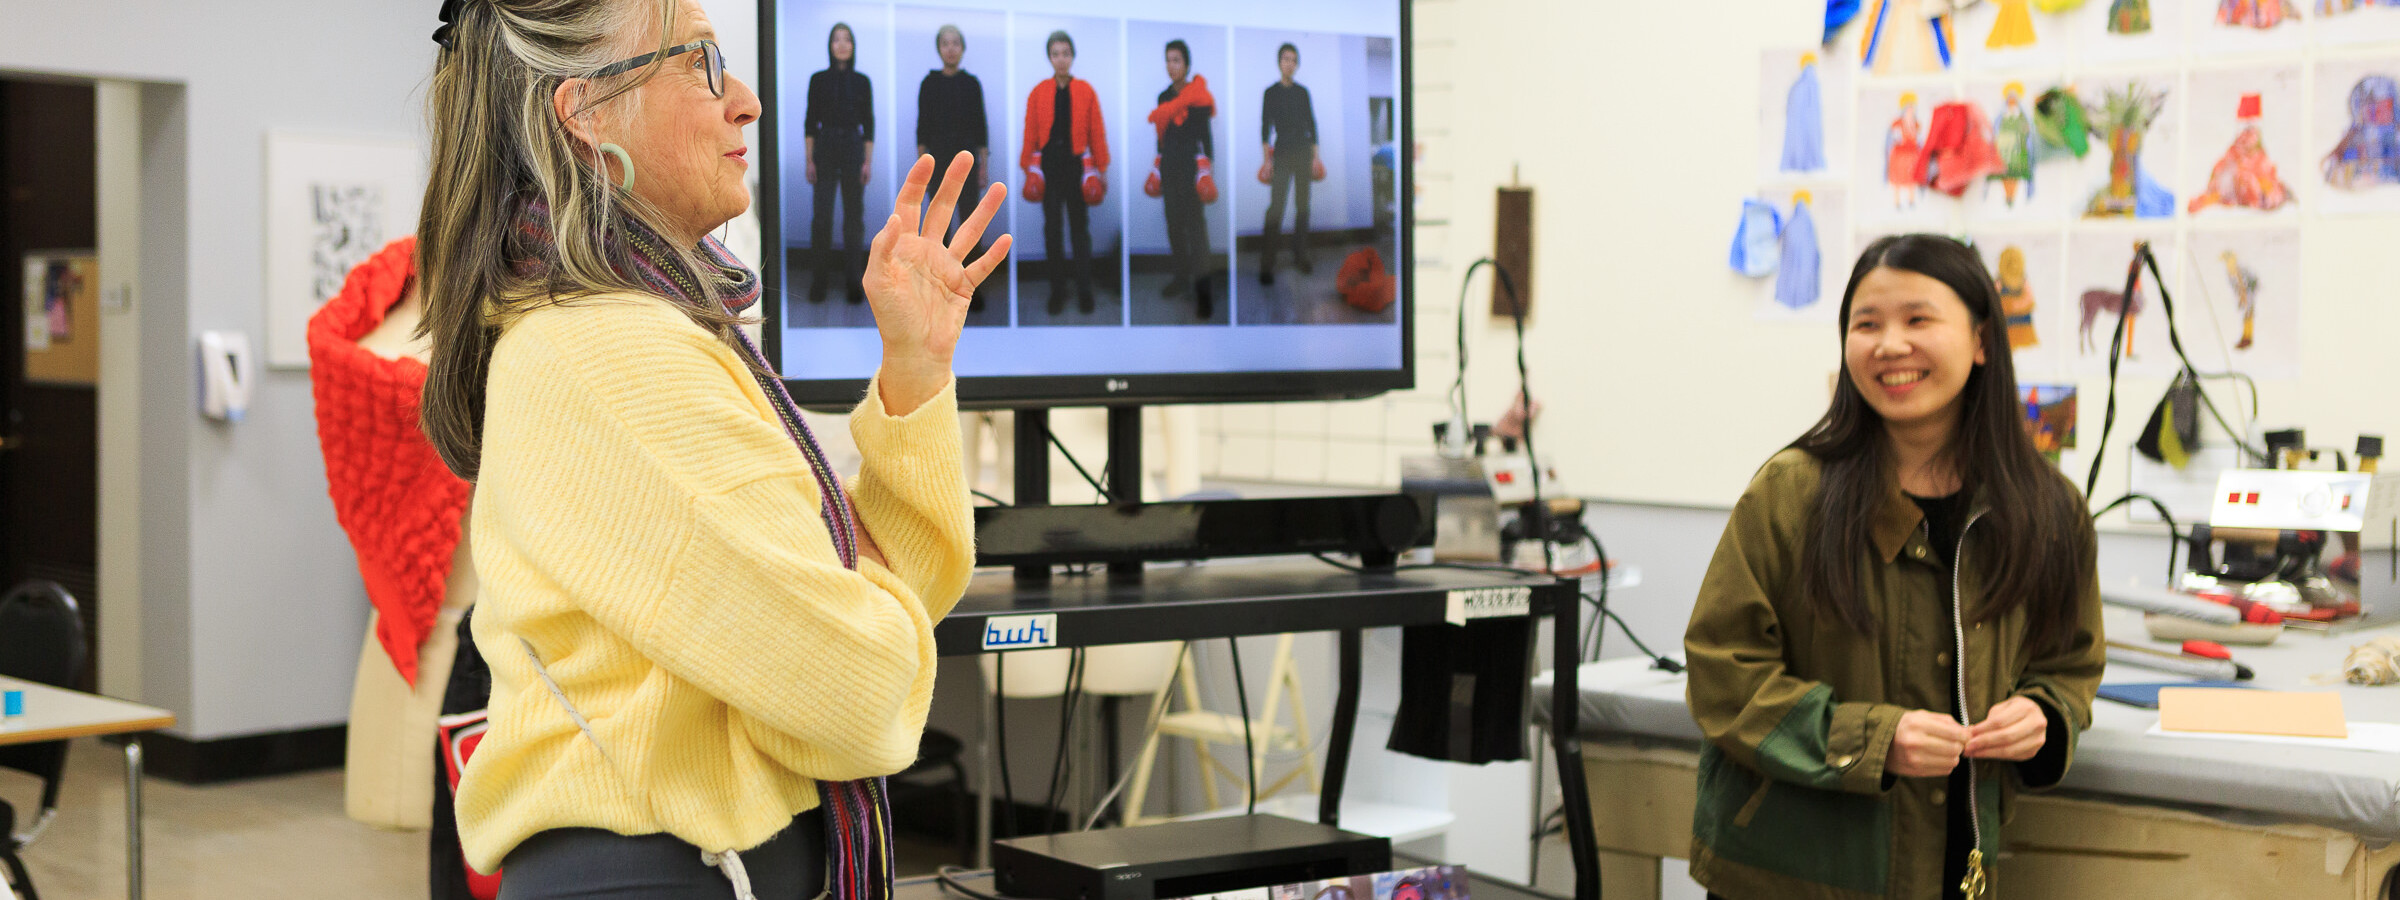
[[597, 142, 636, 192]]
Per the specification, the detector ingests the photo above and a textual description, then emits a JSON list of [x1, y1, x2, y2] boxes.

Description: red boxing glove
[[1195, 155, 1218, 204], [1257, 159, 1273, 184], [1144, 156, 1164, 199], [1022, 169, 1045, 203], [1082, 157, 1106, 205], [1311, 158, 1327, 182]]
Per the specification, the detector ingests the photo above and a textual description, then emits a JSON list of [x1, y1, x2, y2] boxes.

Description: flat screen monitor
[[760, 0, 1411, 407]]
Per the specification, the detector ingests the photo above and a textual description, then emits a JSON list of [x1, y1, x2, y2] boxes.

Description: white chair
[[1121, 634, 1320, 825]]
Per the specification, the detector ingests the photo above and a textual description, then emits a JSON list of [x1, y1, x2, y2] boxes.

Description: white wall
[[1200, 0, 2400, 527], [0, 0, 762, 740]]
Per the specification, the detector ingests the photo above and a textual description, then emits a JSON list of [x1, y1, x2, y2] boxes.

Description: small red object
[[1494, 471, 1514, 484], [2237, 93, 2262, 121], [2246, 492, 2261, 504], [2181, 640, 2232, 660], [2227, 491, 2242, 504]]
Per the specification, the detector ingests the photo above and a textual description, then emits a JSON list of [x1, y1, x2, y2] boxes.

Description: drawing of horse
[[2078, 286, 2144, 358]]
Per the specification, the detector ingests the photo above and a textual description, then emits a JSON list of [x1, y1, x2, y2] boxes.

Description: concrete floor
[[3, 737, 959, 900]]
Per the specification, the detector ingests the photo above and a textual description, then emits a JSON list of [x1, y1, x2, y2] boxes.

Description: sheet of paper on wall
[[2312, 56, 2400, 216], [2180, 227, 2300, 380], [1855, 84, 1961, 231], [2066, 229, 2179, 377], [1752, 188, 1847, 324], [2184, 66, 2302, 222], [2314, 2, 2400, 47], [1760, 48, 1853, 183]]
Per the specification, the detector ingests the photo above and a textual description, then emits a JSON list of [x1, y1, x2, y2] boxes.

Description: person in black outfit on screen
[[916, 24, 991, 310], [1259, 42, 1320, 285], [805, 21, 873, 303], [1155, 40, 1217, 317]]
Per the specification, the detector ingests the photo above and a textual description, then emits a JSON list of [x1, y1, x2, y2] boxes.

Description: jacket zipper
[[1949, 510, 1989, 898]]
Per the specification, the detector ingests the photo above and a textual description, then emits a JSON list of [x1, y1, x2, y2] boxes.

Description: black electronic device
[[759, 0, 1414, 408], [973, 493, 1432, 570], [992, 814, 1391, 900]]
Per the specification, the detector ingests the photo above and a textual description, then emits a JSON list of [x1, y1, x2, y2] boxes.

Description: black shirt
[[805, 66, 874, 161], [915, 69, 987, 156], [1156, 81, 1214, 162], [1261, 81, 1317, 156], [1043, 81, 1074, 163]]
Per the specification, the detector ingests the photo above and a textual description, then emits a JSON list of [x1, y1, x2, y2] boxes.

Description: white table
[[0, 676, 174, 900], [1532, 607, 2400, 899]]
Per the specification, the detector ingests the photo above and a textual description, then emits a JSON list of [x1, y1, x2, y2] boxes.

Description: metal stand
[[124, 737, 143, 900], [1106, 405, 1143, 582], [1013, 408, 1050, 584]]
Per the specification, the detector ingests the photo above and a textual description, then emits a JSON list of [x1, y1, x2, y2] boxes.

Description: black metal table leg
[[1319, 628, 1363, 827]]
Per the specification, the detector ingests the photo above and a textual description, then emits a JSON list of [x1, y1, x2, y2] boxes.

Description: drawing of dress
[[1782, 61, 1828, 173], [1989, 95, 2035, 205], [2219, 0, 2303, 26], [1997, 246, 2039, 349], [1773, 197, 1821, 310], [1887, 104, 1925, 207], [1863, 0, 1951, 75], [1989, 0, 2038, 48], [2190, 126, 2294, 213], [2110, 0, 2153, 33], [2220, 251, 2259, 350], [2325, 75, 2400, 190]]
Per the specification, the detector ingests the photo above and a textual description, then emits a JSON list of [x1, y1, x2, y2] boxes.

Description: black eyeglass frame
[[593, 39, 725, 97]]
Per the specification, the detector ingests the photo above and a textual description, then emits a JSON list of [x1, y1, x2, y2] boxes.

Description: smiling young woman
[[1682, 235, 2104, 900]]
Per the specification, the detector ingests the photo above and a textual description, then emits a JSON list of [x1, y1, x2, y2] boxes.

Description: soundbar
[[973, 493, 1433, 569]]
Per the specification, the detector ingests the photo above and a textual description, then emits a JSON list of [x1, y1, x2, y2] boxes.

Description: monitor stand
[[1012, 404, 1144, 585]]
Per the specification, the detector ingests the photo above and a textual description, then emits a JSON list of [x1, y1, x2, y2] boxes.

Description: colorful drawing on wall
[[1922, 100, 2002, 197], [2034, 87, 2091, 158], [2085, 82, 2174, 219], [2110, 0, 2153, 33], [2036, 0, 2088, 10], [1784, 53, 1829, 173], [1887, 92, 1927, 209], [1728, 198, 1782, 277], [1862, 0, 1956, 75], [2078, 280, 2143, 358], [2190, 94, 2295, 213], [2218, 0, 2303, 27], [2183, 228, 2300, 378], [1989, 84, 2037, 206], [2021, 384, 2078, 461], [1775, 191, 1822, 311], [1998, 245, 2040, 350], [1990, 0, 2039, 47], [2326, 75, 2400, 191], [20, 252, 99, 386]]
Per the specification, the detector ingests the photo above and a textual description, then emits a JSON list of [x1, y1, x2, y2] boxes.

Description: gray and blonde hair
[[417, 0, 756, 481]]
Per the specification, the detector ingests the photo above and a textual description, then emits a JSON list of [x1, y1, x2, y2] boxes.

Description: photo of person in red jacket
[[1141, 36, 1225, 322], [1019, 27, 1117, 322]]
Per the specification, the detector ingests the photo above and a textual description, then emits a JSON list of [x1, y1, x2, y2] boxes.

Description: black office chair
[[0, 579, 88, 900]]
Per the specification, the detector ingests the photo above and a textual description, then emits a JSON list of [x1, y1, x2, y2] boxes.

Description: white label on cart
[[982, 614, 1059, 650], [1445, 585, 1532, 625]]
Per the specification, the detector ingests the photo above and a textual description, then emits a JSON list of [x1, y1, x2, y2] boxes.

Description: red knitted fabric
[[306, 236, 470, 687]]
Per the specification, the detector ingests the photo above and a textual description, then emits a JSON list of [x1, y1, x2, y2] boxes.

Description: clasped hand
[[1887, 697, 2046, 778]]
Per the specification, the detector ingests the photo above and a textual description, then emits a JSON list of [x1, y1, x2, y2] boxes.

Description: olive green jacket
[[1683, 449, 2105, 900]]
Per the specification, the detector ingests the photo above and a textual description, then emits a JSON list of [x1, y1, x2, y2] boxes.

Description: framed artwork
[[263, 132, 422, 369]]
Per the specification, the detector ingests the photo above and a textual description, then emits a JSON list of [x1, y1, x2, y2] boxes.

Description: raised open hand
[[861, 151, 1012, 414]]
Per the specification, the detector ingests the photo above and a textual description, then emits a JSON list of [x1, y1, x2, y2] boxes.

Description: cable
[[1042, 649, 1087, 831], [2086, 243, 2271, 503], [1042, 420, 1113, 503], [1082, 643, 1193, 830], [2090, 492, 2183, 585], [994, 653, 1015, 839], [1226, 638, 1258, 815], [937, 866, 1011, 900]]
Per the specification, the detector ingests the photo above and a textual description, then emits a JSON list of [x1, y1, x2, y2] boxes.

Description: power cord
[[2090, 492, 2183, 584], [1042, 419, 1113, 503], [937, 866, 1012, 900], [1041, 649, 1088, 831], [993, 652, 1015, 839], [1226, 638, 1258, 815], [2085, 242, 2269, 505], [1081, 643, 1193, 830]]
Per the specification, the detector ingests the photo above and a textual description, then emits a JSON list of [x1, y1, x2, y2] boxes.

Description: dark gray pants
[[497, 812, 826, 900]]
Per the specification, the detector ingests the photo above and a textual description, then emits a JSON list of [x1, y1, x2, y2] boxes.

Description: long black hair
[[1790, 234, 2092, 654]]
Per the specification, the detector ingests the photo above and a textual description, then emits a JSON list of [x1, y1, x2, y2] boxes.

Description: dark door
[[0, 79, 101, 691]]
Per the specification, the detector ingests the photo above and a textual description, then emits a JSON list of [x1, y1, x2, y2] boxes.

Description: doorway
[[0, 78, 101, 691]]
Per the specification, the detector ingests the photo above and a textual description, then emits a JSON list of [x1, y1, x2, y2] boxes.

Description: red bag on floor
[[1336, 248, 1394, 313], [439, 710, 503, 900]]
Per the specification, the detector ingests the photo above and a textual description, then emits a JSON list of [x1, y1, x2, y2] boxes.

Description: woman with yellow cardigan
[[417, 0, 1011, 896]]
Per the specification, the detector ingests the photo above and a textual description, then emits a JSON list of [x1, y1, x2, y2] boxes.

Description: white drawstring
[[520, 638, 757, 899]]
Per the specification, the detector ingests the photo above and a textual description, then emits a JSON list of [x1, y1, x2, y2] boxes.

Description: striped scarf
[[519, 201, 892, 900]]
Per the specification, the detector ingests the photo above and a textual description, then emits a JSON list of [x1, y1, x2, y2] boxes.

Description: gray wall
[[0, 0, 758, 740]]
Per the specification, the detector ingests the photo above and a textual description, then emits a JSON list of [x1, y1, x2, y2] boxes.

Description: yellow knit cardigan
[[453, 293, 973, 873]]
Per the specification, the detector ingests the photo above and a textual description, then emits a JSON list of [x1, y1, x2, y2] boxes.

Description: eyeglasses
[[594, 38, 725, 98]]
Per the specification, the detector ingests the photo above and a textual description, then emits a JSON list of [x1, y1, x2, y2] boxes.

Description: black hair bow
[[433, 0, 467, 50]]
